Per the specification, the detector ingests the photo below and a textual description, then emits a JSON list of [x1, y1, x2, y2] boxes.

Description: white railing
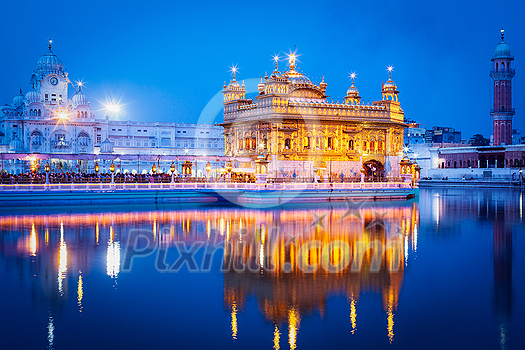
[[0, 181, 413, 192]]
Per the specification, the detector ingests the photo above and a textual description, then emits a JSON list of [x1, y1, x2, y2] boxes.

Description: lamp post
[[110, 161, 115, 187], [206, 161, 211, 181], [170, 162, 175, 185], [226, 161, 232, 182], [45, 161, 50, 187], [95, 162, 99, 180]]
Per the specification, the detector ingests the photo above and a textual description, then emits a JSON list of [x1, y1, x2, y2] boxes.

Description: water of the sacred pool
[[1, 188, 523, 349]]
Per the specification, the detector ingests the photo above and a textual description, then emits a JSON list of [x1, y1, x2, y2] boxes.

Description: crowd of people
[[0, 171, 256, 184]]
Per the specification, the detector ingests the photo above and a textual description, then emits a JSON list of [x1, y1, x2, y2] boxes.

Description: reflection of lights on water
[[95, 222, 99, 245], [220, 218, 225, 236], [231, 302, 238, 340], [47, 312, 55, 350], [350, 297, 357, 334], [106, 241, 121, 279], [404, 234, 408, 267], [413, 225, 418, 254], [77, 273, 83, 314], [153, 219, 157, 242], [387, 304, 394, 343], [518, 191, 522, 214], [30, 223, 37, 256], [288, 308, 300, 350], [45, 229, 49, 246], [433, 194, 440, 226], [499, 322, 507, 350], [107, 226, 120, 279], [273, 325, 280, 350], [58, 222, 67, 296], [207, 220, 211, 240]]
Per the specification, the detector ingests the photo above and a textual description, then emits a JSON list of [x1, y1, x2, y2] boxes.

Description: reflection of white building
[[0, 40, 224, 174]]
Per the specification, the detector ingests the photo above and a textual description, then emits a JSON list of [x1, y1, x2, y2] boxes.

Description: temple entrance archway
[[362, 160, 384, 181]]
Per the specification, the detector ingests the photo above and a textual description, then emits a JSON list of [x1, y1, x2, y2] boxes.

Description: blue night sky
[[1, 0, 523, 140]]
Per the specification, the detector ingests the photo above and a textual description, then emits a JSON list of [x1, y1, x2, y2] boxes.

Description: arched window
[[284, 138, 291, 150], [454, 161, 457, 168], [501, 62, 505, 70], [497, 155, 505, 168], [370, 141, 375, 152], [467, 160, 471, 167], [38, 109, 41, 116], [349, 139, 354, 150], [77, 111, 80, 117], [327, 137, 333, 150], [496, 63, 498, 71], [441, 162, 445, 169]]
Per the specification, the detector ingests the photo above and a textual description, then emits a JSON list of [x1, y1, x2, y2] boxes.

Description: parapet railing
[[0, 181, 414, 192]]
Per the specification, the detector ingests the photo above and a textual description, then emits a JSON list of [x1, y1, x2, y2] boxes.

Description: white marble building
[[0, 40, 224, 174]]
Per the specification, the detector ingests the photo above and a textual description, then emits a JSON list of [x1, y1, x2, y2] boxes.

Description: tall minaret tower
[[490, 29, 515, 146]]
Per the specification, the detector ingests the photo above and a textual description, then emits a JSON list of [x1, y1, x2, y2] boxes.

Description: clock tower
[[30, 39, 70, 110]]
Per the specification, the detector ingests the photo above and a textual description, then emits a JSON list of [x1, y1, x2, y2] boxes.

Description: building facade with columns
[[219, 54, 407, 180], [0, 40, 224, 174]]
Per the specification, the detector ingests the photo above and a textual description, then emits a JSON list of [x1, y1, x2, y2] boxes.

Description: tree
[[469, 134, 490, 146]]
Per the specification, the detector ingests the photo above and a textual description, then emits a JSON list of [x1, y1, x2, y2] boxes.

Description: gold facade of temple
[[219, 55, 407, 179]]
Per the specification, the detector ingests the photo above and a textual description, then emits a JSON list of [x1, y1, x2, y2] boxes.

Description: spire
[[501, 27, 504, 41], [286, 48, 300, 74], [349, 72, 357, 86], [19, 87, 22, 94], [387, 65, 394, 79], [229, 64, 238, 81], [48, 38, 52, 50], [272, 54, 280, 72]]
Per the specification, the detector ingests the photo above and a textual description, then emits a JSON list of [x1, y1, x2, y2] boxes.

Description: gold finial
[[286, 49, 300, 73], [229, 64, 238, 80], [19, 87, 22, 94], [272, 54, 280, 72], [387, 65, 394, 79], [501, 27, 505, 40], [49, 38, 52, 50], [349, 72, 357, 85]]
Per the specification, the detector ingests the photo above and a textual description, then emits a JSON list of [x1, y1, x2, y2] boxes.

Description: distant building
[[425, 126, 462, 144], [404, 123, 426, 145], [512, 129, 524, 145]]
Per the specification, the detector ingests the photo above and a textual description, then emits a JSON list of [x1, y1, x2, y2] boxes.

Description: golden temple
[[220, 53, 407, 180]]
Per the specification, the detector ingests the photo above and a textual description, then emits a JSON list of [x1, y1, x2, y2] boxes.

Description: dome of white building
[[12, 89, 25, 108], [36, 40, 64, 72], [25, 88, 40, 104], [72, 90, 89, 106]]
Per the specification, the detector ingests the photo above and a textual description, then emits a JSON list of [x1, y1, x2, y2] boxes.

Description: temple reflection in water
[[0, 201, 419, 347], [1, 189, 522, 349]]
